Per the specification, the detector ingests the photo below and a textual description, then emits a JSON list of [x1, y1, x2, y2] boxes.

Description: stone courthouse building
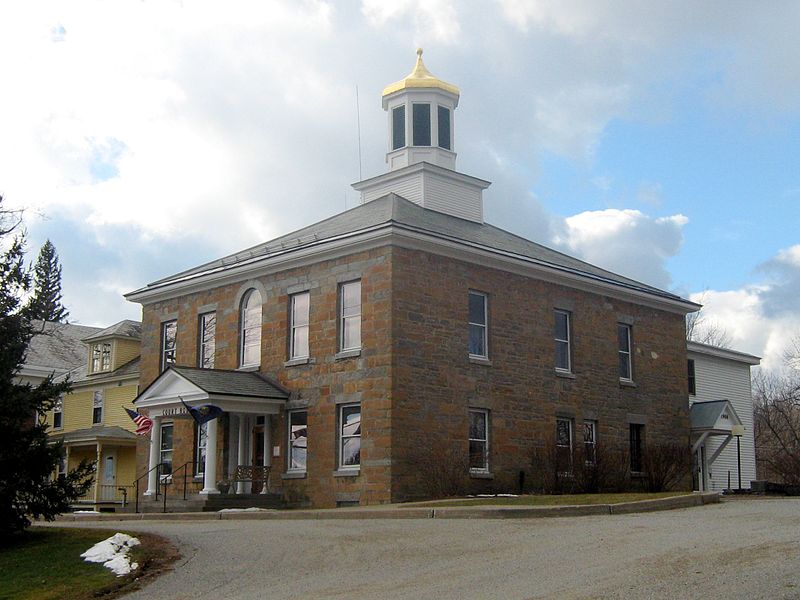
[[127, 51, 699, 508]]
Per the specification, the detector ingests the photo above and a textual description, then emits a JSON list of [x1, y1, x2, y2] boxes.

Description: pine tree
[[0, 199, 92, 538], [24, 239, 68, 323]]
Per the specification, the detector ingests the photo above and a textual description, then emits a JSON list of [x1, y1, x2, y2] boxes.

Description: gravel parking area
[[52, 497, 800, 599]]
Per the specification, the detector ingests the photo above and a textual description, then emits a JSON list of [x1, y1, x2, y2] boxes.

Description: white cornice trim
[[351, 161, 491, 191], [687, 341, 761, 365]]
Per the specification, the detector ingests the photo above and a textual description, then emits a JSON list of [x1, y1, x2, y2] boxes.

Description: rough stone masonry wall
[[390, 247, 690, 501], [137, 247, 393, 508]]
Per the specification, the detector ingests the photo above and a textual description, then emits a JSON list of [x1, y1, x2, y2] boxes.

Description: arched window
[[239, 289, 262, 367]]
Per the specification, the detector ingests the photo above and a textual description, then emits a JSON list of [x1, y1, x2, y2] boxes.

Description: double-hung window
[[468, 408, 489, 472], [288, 410, 308, 473], [160, 422, 174, 477], [630, 424, 644, 473], [584, 420, 597, 465], [339, 281, 361, 352], [289, 292, 310, 360], [240, 290, 262, 367], [161, 320, 177, 372], [195, 422, 207, 476], [468, 291, 488, 359], [618, 323, 632, 381], [338, 404, 361, 469], [91, 342, 111, 372], [198, 312, 216, 369], [53, 397, 63, 429], [554, 310, 571, 372], [556, 417, 573, 473], [92, 391, 103, 425]]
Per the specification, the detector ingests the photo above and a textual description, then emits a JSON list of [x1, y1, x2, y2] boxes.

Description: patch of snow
[[218, 507, 270, 512], [74, 510, 100, 514], [470, 494, 520, 498], [81, 533, 140, 577]]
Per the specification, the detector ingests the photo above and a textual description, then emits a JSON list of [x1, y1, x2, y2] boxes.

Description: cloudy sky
[[1, 1, 798, 369]]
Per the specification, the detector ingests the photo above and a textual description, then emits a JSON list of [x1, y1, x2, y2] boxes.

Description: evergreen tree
[[24, 239, 68, 322], [0, 199, 92, 539]]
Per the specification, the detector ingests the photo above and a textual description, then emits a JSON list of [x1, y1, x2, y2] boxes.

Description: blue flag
[[180, 397, 223, 425]]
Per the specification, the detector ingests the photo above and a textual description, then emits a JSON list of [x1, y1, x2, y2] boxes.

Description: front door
[[252, 425, 265, 494], [101, 450, 116, 500]]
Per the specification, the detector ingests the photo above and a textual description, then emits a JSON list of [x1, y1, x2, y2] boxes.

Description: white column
[[261, 415, 271, 494], [200, 417, 220, 495], [94, 442, 102, 505], [237, 414, 247, 494], [144, 415, 161, 496]]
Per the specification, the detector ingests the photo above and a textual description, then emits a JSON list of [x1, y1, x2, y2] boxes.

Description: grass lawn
[[0, 527, 178, 600], [408, 491, 692, 508]]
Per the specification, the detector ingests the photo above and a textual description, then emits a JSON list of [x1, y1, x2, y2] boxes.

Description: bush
[[412, 440, 470, 499], [639, 441, 692, 492]]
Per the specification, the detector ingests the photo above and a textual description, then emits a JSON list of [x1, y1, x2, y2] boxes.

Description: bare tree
[[685, 293, 732, 348]]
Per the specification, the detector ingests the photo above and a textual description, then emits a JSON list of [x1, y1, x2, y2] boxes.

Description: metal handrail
[[168, 460, 199, 503], [133, 462, 166, 513]]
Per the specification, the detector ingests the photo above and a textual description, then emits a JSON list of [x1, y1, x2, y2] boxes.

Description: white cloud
[[361, 0, 461, 44]]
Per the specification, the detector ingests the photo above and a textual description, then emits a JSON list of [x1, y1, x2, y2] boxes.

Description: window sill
[[282, 472, 307, 480], [335, 349, 361, 361], [469, 356, 492, 366], [469, 470, 494, 480], [555, 370, 576, 379], [284, 357, 311, 367], [237, 365, 260, 372], [333, 469, 360, 477], [620, 379, 637, 388]]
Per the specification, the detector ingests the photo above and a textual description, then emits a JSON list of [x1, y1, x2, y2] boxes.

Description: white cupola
[[352, 49, 490, 223]]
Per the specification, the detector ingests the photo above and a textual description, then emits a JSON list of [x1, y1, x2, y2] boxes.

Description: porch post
[[261, 415, 271, 494], [200, 417, 220, 495], [144, 415, 162, 496], [237, 414, 247, 494], [94, 442, 102, 505]]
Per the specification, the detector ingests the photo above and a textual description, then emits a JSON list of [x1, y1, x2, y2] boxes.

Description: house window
[[618, 323, 632, 381], [195, 422, 207, 476], [584, 420, 597, 465], [468, 408, 489, 472], [438, 105, 451, 150], [289, 292, 310, 360], [412, 103, 431, 146], [161, 320, 177, 372], [554, 310, 571, 372], [339, 281, 361, 352], [338, 404, 361, 469], [556, 417, 573, 473], [240, 289, 262, 367], [392, 105, 405, 150], [91, 342, 111, 372], [288, 410, 308, 472], [198, 312, 216, 369], [688, 359, 696, 395], [57, 447, 67, 477], [630, 424, 644, 473], [160, 422, 174, 476], [468, 291, 488, 358], [92, 391, 103, 425], [53, 397, 63, 429]]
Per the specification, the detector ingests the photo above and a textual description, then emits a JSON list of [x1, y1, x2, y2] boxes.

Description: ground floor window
[[339, 404, 361, 469], [195, 422, 207, 476], [584, 420, 597, 465], [160, 422, 174, 476], [630, 424, 644, 473], [57, 447, 66, 477], [469, 408, 489, 472], [288, 410, 308, 472], [556, 417, 573, 473]]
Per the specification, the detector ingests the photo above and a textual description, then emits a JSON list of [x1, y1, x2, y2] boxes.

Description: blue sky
[[0, 1, 798, 369]]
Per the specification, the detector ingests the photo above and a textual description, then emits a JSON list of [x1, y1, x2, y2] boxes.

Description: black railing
[[133, 462, 167, 514], [168, 460, 199, 504]]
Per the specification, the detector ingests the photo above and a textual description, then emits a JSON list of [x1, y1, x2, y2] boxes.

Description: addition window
[[198, 312, 216, 369], [437, 105, 451, 150], [339, 281, 361, 352], [584, 420, 597, 465], [53, 397, 63, 429], [195, 422, 207, 476], [240, 289, 262, 368], [688, 359, 696, 395], [91, 342, 111, 372], [160, 320, 177, 372], [92, 391, 103, 425], [288, 410, 308, 473], [338, 404, 361, 470], [412, 103, 431, 146], [392, 105, 406, 150], [469, 408, 489, 472], [630, 424, 644, 473], [554, 310, 571, 372], [468, 291, 488, 359], [556, 417, 573, 473], [289, 292, 310, 360], [160, 422, 174, 476], [618, 323, 633, 381]]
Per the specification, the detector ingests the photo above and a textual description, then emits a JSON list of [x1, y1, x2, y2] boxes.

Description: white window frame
[[468, 291, 488, 359], [91, 391, 103, 425], [338, 403, 361, 470], [468, 408, 490, 473], [618, 323, 633, 381], [160, 422, 174, 477], [287, 410, 308, 473], [53, 396, 63, 430], [91, 342, 112, 373], [554, 309, 571, 373], [240, 289, 262, 368], [161, 320, 177, 372], [195, 422, 207, 477], [198, 312, 216, 369], [289, 292, 310, 360], [584, 420, 597, 465], [339, 281, 361, 352]]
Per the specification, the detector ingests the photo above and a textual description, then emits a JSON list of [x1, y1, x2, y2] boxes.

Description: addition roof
[[58, 356, 141, 385], [24, 321, 103, 373], [129, 193, 694, 309], [690, 399, 743, 431], [83, 319, 142, 342]]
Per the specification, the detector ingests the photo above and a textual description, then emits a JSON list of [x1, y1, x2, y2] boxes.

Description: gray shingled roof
[[52, 425, 137, 444], [690, 400, 741, 430], [138, 193, 685, 303], [83, 319, 141, 342], [25, 321, 103, 372], [171, 366, 290, 399], [61, 356, 141, 384]]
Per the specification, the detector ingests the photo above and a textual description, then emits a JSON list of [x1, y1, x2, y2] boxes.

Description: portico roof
[[690, 399, 743, 435], [134, 366, 290, 418], [50, 425, 137, 446]]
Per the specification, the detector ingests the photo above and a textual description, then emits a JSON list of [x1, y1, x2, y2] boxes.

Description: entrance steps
[[136, 492, 284, 513]]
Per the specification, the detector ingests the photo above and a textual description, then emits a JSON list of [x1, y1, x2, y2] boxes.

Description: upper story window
[[92, 391, 103, 425], [339, 404, 361, 470], [618, 323, 632, 381], [198, 312, 216, 369], [160, 320, 177, 372], [91, 342, 112, 372], [288, 410, 308, 473], [392, 105, 406, 150], [339, 281, 361, 352], [688, 359, 696, 395], [437, 105, 451, 150], [469, 408, 489, 472], [468, 291, 488, 359], [53, 397, 63, 429], [412, 103, 431, 146], [554, 309, 571, 372], [240, 289, 262, 368], [289, 292, 310, 360]]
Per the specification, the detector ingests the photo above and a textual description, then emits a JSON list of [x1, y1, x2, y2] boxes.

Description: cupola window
[[392, 105, 405, 150], [438, 105, 451, 150], [412, 103, 431, 146]]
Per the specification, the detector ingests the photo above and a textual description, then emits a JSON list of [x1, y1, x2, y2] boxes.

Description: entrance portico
[[134, 366, 289, 496], [690, 399, 744, 491]]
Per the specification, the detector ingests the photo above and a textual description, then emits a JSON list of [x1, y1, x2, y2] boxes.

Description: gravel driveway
[[62, 498, 800, 599]]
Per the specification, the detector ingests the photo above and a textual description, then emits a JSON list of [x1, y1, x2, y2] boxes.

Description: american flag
[[125, 407, 154, 436]]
